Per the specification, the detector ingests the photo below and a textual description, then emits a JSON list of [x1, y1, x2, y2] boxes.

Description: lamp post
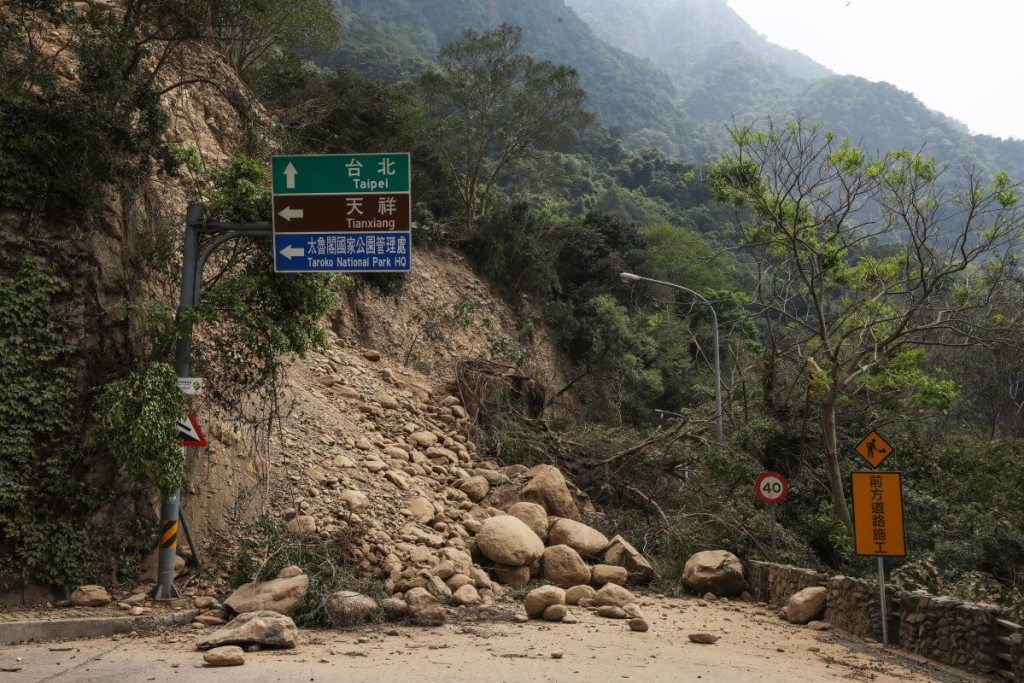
[[620, 272, 723, 451]]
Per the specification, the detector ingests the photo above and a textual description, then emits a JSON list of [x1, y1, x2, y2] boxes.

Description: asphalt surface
[[0, 596, 971, 683]]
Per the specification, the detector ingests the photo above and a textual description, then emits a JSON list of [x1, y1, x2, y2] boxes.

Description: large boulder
[[541, 545, 591, 588], [565, 585, 597, 605], [70, 585, 111, 607], [325, 591, 378, 627], [475, 515, 544, 567], [197, 611, 298, 650], [223, 571, 309, 616], [594, 583, 636, 608], [482, 483, 522, 512], [493, 564, 530, 588], [524, 585, 566, 619], [547, 518, 609, 559], [451, 584, 481, 606], [681, 550, 747, 596], [786, 586, 827, 624], [507, 502, 549, 541], [406, 497, 435, 524], [460, 476, 490, 503], [404, 587, 438, 612], [519, 465, 580, 520], [603, 535, 656, 584], [203, 646, 245, 667], [591, 564, 628, 586], [143, 550, 186, 581]]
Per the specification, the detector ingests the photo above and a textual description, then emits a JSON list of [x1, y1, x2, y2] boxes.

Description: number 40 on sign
[[754, 471, 788, 563], [755, 471, 788, 505]]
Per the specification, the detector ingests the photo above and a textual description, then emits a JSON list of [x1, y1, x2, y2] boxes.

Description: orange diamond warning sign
[[854, 430, 893, 468]]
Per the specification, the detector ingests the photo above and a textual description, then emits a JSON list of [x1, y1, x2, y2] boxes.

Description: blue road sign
[[274, 232, 412, 273]]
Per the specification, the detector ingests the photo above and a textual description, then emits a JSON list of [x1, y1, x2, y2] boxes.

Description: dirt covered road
[[1, 595, 976, 683]]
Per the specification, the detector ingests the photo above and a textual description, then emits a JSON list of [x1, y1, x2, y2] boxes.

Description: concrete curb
[[0, 609, 199, 645]]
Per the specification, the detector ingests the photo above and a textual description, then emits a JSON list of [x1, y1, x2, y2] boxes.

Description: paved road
[[0, 597, 971, 682]]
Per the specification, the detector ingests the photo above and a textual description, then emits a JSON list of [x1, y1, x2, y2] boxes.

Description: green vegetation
[[323, 0, 704, 157], [189, 155, 344, 432], [0, 2, 343, 590], [0, 2, 176, 220], [209, 0, 340, 78], [418, 24, 591, 234], [709, 120, 1024, 534], [6, 0, 1024, 623], [0, 256, 97, 586], [93, 363, 185, 494], [229, 515, 381, 627]]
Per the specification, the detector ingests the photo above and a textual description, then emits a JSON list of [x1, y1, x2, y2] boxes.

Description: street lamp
[[620, 272, 723, 450]]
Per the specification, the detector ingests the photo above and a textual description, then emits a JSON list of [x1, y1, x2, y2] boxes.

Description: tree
[[711, 120, 1024, 535], [417, 24, 591, 236], [208, 0, 339, 79]]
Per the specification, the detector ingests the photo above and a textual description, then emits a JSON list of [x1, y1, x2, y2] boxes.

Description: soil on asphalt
[[0, 595, 980, 682]]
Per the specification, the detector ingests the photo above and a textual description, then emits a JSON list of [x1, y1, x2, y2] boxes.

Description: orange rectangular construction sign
[[851, 472, 906, 557]]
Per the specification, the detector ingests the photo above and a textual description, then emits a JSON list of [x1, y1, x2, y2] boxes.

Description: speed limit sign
[[755, 471, 789, 505]]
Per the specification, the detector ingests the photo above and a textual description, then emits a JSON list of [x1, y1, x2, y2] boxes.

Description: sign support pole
[[152, 205, 271, 600], [878, 557, 889, 645], [770, 506, 777, 563]]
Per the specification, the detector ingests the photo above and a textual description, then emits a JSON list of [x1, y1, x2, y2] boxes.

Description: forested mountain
[[323, 0, 709, 157], [566, 0, 830, 83], [565, 0, 1024, 177], [329, 0, 1024, 180]]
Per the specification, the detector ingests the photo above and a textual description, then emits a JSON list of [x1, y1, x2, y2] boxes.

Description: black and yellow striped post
[[152, 485, 182, 599], [159, 516, 179, 552]]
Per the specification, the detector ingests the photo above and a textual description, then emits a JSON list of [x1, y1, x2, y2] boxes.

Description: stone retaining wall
[[747, 561, 1020, 678], [746, 561, 827, 607], [824, 574, 889, 641]]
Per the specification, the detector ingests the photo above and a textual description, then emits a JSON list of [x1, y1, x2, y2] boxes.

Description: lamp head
[[619, 272, 642, 284]]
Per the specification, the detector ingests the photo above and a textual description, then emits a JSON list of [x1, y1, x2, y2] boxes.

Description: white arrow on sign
[[279, 245, 304, 259], [284, 162, 297, 189], [277, 206, 304, 221]]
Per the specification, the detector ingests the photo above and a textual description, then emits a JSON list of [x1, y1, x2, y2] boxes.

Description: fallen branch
[[587, 419, 690, 466], [625, 485, 669, 526]]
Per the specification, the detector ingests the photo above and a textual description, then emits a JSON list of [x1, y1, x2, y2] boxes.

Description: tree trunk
[[821, 398, 854, 535]]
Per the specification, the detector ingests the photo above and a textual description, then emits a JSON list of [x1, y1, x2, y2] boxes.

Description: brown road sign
[[855, 430, 894, 468], [273, 193, 411, 233], [851, 471, 906, 557]]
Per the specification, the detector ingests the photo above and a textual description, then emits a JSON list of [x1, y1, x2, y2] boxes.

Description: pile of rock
[[523, 580, 649, 631], [137, 332, 665, 653]]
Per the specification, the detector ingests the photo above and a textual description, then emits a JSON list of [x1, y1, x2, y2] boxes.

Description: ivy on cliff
[[0, 255, 98, 586]]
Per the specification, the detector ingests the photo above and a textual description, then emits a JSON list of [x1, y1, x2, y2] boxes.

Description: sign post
[[271, 153, 412, 273], [153, 205, 273, 600], [851, 471, 906, 645], [755, 471, 789, 562]]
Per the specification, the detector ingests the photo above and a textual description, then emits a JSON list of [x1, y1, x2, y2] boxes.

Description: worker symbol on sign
[[855, 430, 894, 468]]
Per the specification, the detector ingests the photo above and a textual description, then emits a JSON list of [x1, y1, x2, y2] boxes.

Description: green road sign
[[272, 153, 410, 195]]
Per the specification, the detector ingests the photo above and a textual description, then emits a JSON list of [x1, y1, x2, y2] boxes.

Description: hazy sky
[[727, 0, 1022, 140]]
